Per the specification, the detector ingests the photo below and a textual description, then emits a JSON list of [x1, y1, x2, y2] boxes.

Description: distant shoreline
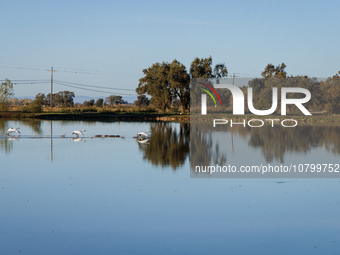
[[1, 111, 340, 125], [0, 111, 190, 122]]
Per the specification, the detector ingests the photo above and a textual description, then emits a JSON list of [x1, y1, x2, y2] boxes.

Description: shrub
[[82, 107, 97, 113]]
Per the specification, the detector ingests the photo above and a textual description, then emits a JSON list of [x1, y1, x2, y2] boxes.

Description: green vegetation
[[136, 56, 228, 113], [0, 79, 14, 110], [191, 63, 340, 115], [1, 61, 340, 119], [95, 98, 104, 107], [136, 60, 190, 112]]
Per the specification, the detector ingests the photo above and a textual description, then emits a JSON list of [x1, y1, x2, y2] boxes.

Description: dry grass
[[5, 105, 160, 114]]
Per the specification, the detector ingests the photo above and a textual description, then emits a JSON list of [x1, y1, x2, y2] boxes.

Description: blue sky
[[1, 0, 339, 101]]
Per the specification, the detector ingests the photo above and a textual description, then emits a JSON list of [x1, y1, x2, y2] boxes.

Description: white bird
[[72, 130, 86, 137], [6, 127, 21, 135], [137, 131, 150, 141], [137, 131, 150, 138]]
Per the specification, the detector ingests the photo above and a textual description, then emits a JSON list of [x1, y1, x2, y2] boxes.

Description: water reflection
[[1, 120, 340, 170], [0, 138, 13, 154], [189, 122, 340, 171], [138, 122, 190, 169], [72, 137, 85, 142], [246, 125, 340, 162], [190, 123, 227, 170]]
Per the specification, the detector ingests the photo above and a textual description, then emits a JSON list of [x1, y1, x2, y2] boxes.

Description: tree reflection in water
[[138, 122, 190, 169], [1, 119, 340, 168], [246, 125, 340, 162], [140, 122, 340, 170], [190, 122, 227, 170], [0, 120, 43, 154]]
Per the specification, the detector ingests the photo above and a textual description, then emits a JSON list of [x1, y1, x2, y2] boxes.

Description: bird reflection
[[72, 137, 86, 142], [138, 138, 150, 144], [7, 137, 19, 141]]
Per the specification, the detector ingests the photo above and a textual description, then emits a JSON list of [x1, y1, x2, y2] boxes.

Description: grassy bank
[[0, 110, 191, 122], [1, 108, 340, 125]]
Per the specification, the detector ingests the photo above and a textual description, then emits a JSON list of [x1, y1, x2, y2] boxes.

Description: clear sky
[[1, 0, 339, 101]]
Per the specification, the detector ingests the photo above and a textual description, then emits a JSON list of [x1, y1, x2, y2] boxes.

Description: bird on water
[[6, 127, 21, 135], [72, 130, 86, 137]]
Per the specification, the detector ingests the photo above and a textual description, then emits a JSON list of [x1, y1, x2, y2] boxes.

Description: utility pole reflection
[[50, 121, 53, 162]]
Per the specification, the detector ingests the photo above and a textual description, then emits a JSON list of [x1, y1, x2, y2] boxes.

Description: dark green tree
[[261, 63, 287, 78], [95, 98, 104, 107], [46, 91, 74, 107], [189, 57, 228, 109], [168, 60, 190, 110], [136, 62, 173, 111], [137, 60, 190, 112], [134, 95, 150, 107], [34, 93, 46, 106], [29, 93, 46, 112], [83, 99, 95, 107], [105, 95, 124, 107], [190, 56, 228, 78]]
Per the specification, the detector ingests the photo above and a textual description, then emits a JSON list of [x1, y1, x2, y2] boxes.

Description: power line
[[0, 65, 140, 77], [2, 78, 137, 95], [54, 80, 135, 91], [12, 81, 50, 85], [0, 65, 50, 72], [54, 81, 137, 96]]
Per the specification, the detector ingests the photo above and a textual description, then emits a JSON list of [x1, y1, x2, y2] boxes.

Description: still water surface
[[0, 119, 339, 254]]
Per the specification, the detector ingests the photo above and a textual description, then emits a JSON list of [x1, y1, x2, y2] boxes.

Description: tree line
[[249, 63, 340, 114], [136, 56, 228, 112], [2, 60, 340, 114], [190, 62, 340, 114]]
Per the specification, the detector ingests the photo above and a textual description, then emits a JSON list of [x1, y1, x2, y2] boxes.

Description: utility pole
[[48, 67, 55, 111], [232, 73, 235, 85]]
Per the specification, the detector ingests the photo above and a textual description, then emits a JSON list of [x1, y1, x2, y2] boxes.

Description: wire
[[54, 81, 137, 96], [0, 65, 140, 77], [2, 78, 137, 95], [54, 80, 135, 91], [13, 82, 50, 85]]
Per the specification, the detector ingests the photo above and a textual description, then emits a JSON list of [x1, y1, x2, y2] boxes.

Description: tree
[[46, 91, 74, 107], [84, 99, 95, 107], [134, 95, 150, 107], [105, 95, 124, 107], [189, 57, 228, 109], [261, 63, 287, 78], [168, 60, 190, 110], [0, 79, 14, 110], [190, 56, 228, 79], [136, 62, 173, 111], [34, 93, 46, 106], [137, 60, 190, 112], [322, 71, 340, 113], [95, 98, 104, 107]]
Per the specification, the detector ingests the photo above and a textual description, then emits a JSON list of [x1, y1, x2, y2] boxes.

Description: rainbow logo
[[197, 82, 222, 107]]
